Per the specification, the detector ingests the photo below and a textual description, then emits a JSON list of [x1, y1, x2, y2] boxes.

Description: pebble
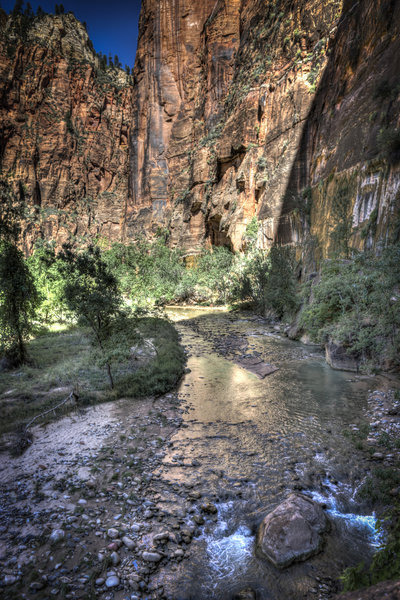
[[110, 551, 120, 565], [49, 529, 65, 543], [105, 575, 120, 588], [142, 551, 162, 562], [122, 536, 135, 550], [107, 528, 119, 539]]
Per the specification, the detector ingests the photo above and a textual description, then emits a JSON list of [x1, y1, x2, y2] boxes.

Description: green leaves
[[58, 245, 126, 388], [0, 241, 38, 365], [300, 244, 400, 370]]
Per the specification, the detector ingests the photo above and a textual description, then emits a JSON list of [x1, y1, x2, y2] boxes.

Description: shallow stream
[[159, 308, 379, 599]]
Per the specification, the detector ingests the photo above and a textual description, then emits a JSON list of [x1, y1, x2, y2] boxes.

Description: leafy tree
[[0, 243, 38, 365], [58, 245, 126, 389], [0, 178, 38, 366], [194, 247, 234, 304], [28, 241, 68, 323], [231, 245, 299, 318]]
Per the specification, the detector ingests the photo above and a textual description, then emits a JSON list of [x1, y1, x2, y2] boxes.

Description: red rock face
[[0, 12, 132, 251], [130, 0, 400, 255], [1, 2, 399, 256]]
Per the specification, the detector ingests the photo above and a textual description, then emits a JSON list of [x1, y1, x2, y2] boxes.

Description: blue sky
[[1, 0, 142, 67]]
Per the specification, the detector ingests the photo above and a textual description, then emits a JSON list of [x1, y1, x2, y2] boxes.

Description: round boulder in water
[[256, 493, 328, 568]]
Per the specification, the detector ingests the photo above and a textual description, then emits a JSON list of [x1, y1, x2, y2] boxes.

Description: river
[[156, 307, 379, 599]]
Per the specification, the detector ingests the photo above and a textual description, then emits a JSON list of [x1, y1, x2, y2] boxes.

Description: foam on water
[[308, 485, 380, 547], [205, 525, 254, 585]]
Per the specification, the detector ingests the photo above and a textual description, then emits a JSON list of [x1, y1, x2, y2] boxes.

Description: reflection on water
[[161, 308, 378, 599]]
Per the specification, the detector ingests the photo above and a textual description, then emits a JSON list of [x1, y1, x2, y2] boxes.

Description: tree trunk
[[106, 362, 114, 389]]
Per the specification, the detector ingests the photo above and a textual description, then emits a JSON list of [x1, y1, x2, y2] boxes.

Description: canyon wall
[[0, 1, 399, 259], [0, 10, 132, 252], [129, 0, 400, 258]]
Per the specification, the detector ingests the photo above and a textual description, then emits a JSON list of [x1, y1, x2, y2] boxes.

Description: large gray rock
[[256, 493, 329, 568], [325, 341, 359, 372]]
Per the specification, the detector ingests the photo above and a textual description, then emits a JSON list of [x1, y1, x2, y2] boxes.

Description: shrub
[[231, 245, 300, 318], [300, 244, 400, 370]]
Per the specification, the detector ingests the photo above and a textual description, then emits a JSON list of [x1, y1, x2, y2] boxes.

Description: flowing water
[[158, 308, 379, 599]]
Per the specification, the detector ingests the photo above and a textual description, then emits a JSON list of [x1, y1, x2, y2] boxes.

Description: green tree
[[0, 243, 38, 365], [28, 241, 68, 323], [11, 0, 23, 17], [0, 178, 38, 366], [58, 245, 125, 389]]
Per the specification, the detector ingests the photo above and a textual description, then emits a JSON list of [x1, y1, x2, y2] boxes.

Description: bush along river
[[0, 308, 399, 600]]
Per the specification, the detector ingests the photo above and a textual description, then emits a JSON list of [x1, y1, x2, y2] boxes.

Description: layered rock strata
[[130, 0, 400, 257], [0, 11, 132, 252], [0, 1, 399, 258]]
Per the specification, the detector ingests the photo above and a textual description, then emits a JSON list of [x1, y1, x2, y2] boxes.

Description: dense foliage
[[0, 242, 38, 365], [0, 178, 38, 365], [231, 245, 300, 318], [300, 245, 400, 371]]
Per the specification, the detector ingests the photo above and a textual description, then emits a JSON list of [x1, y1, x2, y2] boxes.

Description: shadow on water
[[156, 308, 380, 599]]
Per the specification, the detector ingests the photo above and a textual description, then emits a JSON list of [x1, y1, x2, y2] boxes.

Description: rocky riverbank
[[1, 310, 399, 600], [0, 390, 213, 599]]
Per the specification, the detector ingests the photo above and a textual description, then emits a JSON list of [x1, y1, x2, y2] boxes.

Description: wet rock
[[200, 501, 218, 514], [325, 342, 359, 373], [256, 493, 328, 568], [335, 579, 400, 599], [193, 514, 205, 525]]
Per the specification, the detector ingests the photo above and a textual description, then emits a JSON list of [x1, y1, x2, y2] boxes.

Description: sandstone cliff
[[130, 0, 400, 259], [0, 1, 399, 260], [0, 10, 132, 252]]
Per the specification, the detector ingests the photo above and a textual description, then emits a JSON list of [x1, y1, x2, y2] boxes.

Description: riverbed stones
[[256, 493, 329, 568], [105, 575, 120, 588], [49, 529, 65, 544], [107, 527, 119, 539], [142, 551, 162, 562], [122, 536, 135, 549]]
